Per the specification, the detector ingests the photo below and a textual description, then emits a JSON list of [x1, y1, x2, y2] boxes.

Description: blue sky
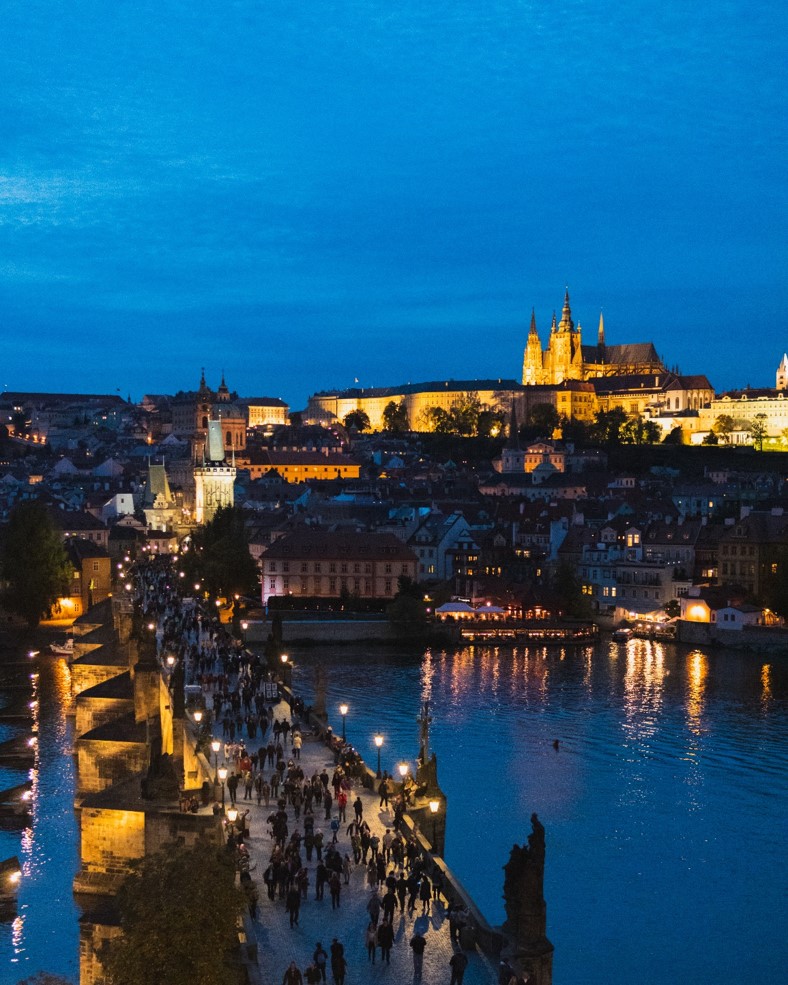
[[0, 1, 785, 407]]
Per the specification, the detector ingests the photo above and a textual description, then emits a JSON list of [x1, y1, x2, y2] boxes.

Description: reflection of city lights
[[21, 791, 32, 802], [27, 736, 37, 747], [761, 663, 772, 707]]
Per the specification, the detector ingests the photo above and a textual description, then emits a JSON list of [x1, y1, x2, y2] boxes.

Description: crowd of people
[[134, 556, 532, 985]]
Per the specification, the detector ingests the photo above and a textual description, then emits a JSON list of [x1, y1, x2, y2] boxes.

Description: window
[[329, 562, 336, 573], [92, 561, 100, 572], [353, 563, 360, 574], [301, 562, 308, 573], [384, 579, 392, 595], [365, 580, 372, 593], [314, 562, 321, 573], [341, 563, 348, 574], [283, 561, 289, 573], [329, 578, 336, 593], [269, 561, 277, 573], [283, 577, 290, 591], [384, 563, 392, 574]]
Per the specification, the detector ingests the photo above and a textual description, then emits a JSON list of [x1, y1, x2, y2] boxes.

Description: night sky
[[0, 1, 785, 407]]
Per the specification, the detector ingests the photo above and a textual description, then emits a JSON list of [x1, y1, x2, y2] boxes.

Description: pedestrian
[[330, 939, 345, 985], [312, 943, 328, 983], [419, 874, 432, 914], [363, 919, 378, 963], [450, 950, 469, 985], [304, 963, 321, 985], [353, 795, 363, 821], [377, 920, 394, 965], [315, 861, 328, 901], [286, 886, 301, 928], [381, 888, 397, 924], [292, 730, 302, 760], [366, 891, 381, 928], [410, 930, 427, 978], [329, 870, 341, 909], [342, 853, 352, 885], [282, 960, 303, 985]]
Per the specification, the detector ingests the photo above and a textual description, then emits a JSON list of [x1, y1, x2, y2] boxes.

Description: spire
[[198, 368, 210, 396], [217, 371, 230, 401], [558, 289, 574, 332], [529, 308, 538, 337], [506, 403, 520, 449], [550, 311, 557, 333], [598, 310, 605, 347]]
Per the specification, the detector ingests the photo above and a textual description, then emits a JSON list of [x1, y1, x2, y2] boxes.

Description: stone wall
[[76, 696, 134, 738], [76, 740, 148, 796], [80, 807, 145, 878], [79, 918, 121, 985]]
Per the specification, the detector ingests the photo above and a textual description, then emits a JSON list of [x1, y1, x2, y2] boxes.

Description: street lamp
[[193, 709, 203, 725], [429, 799, 440, 851], [339, 703, 348, 741], [217, 765, 228, 811], [226, 806, 238, 839], [211, 739, 221, 784], [374, 734, 383, 779], [166, 654, 176, 669]]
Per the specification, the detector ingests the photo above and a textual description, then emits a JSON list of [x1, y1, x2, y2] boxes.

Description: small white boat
[[50, 637, 74, 656], [611, 627, 632, 642]]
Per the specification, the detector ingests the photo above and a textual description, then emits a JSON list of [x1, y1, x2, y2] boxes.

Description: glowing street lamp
[[339, 703, 348, 741], [398, 762, 409, 780], [429, 799, 440, 851], [166, 654, 176, 669], [211, 738, 221, 783], [193, 709, 203, 725], [374, 734, 383, 778], [217, 765, 228, 810]]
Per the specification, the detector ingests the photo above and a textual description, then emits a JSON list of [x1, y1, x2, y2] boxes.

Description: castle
[[522, 290, 664, 385]]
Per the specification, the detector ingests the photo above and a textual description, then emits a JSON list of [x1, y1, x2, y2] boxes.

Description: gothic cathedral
[[522, 290, 665, 385]]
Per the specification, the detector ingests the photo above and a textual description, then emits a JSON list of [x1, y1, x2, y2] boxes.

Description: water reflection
[[686, 650, 708, 734], [761, 663, 772, 712]]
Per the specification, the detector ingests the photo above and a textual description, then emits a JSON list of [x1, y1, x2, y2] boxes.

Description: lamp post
[[429, 799, 440, 851], [374, 734, 383, 779], [398, 761, 409, 803], [218, 765, 228, 811], [211, 739, 221, 784], [193, 709, 203, 725], [226, 806, 238, 840], [339, 703, 348, 742]]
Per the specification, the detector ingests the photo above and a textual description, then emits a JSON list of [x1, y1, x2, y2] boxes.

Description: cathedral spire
[[550, 311, 557, 333], [598, 310, 605, 347], [507, 403, 520, 449], [529, 308, 538, 337], [559, 289, 574, 332]]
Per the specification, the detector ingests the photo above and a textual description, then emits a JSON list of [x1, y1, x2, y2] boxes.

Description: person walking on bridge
[[282, 961, 303, 985]]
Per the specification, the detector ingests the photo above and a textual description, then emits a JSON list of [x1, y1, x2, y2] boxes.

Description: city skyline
[[1, 2, 785, 407]]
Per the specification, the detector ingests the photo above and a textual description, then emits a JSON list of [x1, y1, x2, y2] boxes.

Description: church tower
[[777, 354, 788, 391], [522, 310, 545, 385], [194, 420, 236, 525], [547, 290, 583, 383]]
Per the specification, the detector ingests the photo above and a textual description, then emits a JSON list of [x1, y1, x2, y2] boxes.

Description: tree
[[185, 505, 258, 598], [712, 414, 736, 444], [0, 501, 73, 627], [701, 431, 719, 445], [381, 400, 409, 432], [529, 403, 560, 434], [591, 407, 627, 445], [621, 414, 661, 445], [749, 413, 768, 451], [343, 409, 370, 432], [100, 845, 245, 985], [289, 411, 303, 427], [476, 408, 506, 438]]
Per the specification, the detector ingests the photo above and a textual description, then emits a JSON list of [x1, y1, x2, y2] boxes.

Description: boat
[[49, 637, 74, 656], [611, 627, 633, 642]]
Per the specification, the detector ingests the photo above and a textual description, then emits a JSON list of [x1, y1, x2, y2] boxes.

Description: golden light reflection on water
[[686, 650, 708, 734], [11, 912, 25, 962], [622, 639, 667, 744], [761, 663, 772, 711]]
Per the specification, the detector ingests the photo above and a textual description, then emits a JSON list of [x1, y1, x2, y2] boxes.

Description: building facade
[[261, 530, 417, 603]]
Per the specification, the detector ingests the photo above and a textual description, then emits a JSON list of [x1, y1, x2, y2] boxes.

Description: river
[[289, 639, 787, 985], [0, 637, 785, 984]]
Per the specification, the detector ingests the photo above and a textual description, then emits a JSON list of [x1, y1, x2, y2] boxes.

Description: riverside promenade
[[232, 699, 499, 985]]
